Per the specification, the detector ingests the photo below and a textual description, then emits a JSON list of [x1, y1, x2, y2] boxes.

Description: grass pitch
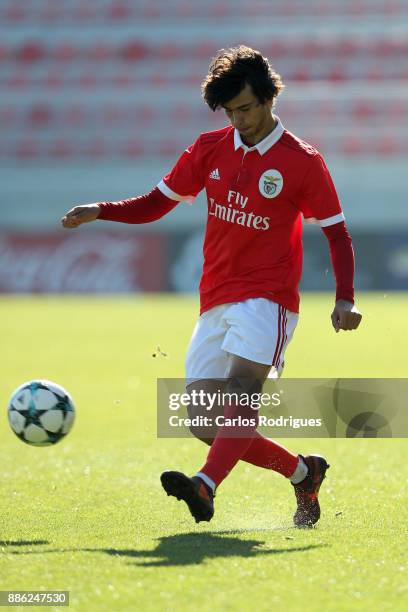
[[0, 293, 407, 611]]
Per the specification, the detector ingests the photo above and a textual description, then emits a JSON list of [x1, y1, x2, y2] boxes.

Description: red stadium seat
[[78, 73, 98, 88], [376, 137, 398, 156], [171, 104, 193, 124], [73, 3, 96, 21], [264, 41, 287, 60], [327, 66, 347, 82], [41, 4, 64, 22], [102, 105, 125, 125], [151, 74, 169, 87], [52, 42, 78, 62], [87, 43, 112, 62], [0, 106, 17, 125], [65, 105, 87, 126], [366, 66, 383, 81], [8, 72, 29, 89], [120, 140, 144, 158], [157, 139, 181, 156], [50, 138, 74, 159], [28, 104, 54, 127], [315, 0, 330, 16], [158, 42, 181, 60], [290, 66, 311, 81], [16, 138, 39, 160], [387, 101, 407, 122], [86, 138, 108, 158], [120, 41, 149, 61], [4, 4, 27, 21], [209, 2, 229, 18], [113, 74, 132, 89], [348, 0, 365, 15], [16, 41, 46, 63], [352, 101, 377, 121], [134, 105, 155, 123], [177, 1, 194, 17], [246, 2, 267, 17], [337, 39, 359, 57], [0, 44, 7, 62], [341, 136, 364, 155], [281, 0, 297, 17], [44, 72, 63, 89], [107, 1, 133, 20], [298, 40, 322, 58], [317, 101, 337, 120], [194, 41, 218, 59], [141, 4, 161, 19]]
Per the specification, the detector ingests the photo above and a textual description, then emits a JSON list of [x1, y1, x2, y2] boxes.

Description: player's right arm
[[61, 135, 205, 229], [61, 187, 178, 229]]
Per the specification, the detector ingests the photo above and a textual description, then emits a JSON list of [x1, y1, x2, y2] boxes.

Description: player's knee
[[226, 373, 263, 396], [187, 403, 215, 446], [224, 373, 262, 424]]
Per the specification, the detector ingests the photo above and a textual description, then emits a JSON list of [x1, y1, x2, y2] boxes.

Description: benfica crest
[[259, 169, 283, 199]]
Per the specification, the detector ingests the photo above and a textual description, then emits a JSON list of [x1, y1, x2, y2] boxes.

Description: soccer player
[[62, 46, 362, 527]]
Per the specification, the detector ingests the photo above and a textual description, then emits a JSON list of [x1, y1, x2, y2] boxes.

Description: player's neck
[[240, 114, 277, 147]]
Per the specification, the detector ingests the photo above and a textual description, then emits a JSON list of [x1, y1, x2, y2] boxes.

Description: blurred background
[[1, 0, 407, 295]]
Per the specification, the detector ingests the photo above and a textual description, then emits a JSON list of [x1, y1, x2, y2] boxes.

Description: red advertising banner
[[0, 231, 166, 293]]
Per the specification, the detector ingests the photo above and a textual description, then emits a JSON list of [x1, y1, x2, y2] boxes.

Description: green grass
[[0, 293, 407, 611]]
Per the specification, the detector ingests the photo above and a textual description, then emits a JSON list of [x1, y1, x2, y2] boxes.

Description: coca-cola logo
[[0, 232, 164, 293]]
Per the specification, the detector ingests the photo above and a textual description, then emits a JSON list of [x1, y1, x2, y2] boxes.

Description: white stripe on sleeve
[[303, 212, 345, 227], [157, 180, 196, 204], [319, 212, 345, 227]]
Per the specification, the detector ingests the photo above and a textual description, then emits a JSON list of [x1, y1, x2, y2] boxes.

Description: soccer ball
[[7, 380, 75, 446]]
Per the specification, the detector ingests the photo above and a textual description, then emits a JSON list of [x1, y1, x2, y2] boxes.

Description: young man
[[62, 46, 362, 527]]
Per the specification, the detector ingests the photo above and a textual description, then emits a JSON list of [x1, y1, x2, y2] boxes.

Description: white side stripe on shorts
[[272, 305, 287, 368]]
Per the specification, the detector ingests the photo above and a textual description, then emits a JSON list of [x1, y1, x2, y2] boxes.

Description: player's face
[[223, 83, 275, 146]]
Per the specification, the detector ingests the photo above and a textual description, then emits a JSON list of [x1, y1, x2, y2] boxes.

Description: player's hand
[[331, 299, 362, 333], [61, 204, 101, 229]]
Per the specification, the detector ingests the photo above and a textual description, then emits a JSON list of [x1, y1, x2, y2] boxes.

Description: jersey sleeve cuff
[[303, 212, 345, 227], [157, 180, 196, 204]]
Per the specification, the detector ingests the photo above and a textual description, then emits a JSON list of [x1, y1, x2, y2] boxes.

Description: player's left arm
[[299, 152, 362, 333], [322, 221, 362, 333]]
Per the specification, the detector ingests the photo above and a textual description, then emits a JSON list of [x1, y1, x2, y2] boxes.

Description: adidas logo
[[209, 168, 220, 180]]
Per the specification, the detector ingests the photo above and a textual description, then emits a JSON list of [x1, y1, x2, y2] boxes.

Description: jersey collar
[[234, 115, 284, 155]]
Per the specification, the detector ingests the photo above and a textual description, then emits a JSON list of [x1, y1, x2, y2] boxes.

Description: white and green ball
[[7, 380, 75, 446]]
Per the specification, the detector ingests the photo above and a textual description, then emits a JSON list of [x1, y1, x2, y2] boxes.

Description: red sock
[[198, 404, 258, 486], [240, 431, 299, 477], [199, 436, 255, 487]]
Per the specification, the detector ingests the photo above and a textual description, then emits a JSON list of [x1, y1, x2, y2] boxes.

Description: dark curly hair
[[201, 45, 284, 111]]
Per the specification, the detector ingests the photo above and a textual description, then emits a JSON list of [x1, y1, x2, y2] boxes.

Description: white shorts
[[185, 298, 299, 383]]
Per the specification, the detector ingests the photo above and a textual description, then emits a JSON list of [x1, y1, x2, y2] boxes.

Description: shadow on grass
[[4, 533, 328, 567], [95, 532, 327, 567], [0, 540, 49, 546]]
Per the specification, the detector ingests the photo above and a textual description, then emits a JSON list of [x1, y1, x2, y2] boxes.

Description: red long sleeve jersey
[[157, 118, 346, 314]]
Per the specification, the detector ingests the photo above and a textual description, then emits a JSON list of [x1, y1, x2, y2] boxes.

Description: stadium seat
[[107, 1, 132, 20], [121, 41, 148, 62], [16, 138, 39, 160], [16, 41, 46, 63], [28, 104, 53, 127]]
